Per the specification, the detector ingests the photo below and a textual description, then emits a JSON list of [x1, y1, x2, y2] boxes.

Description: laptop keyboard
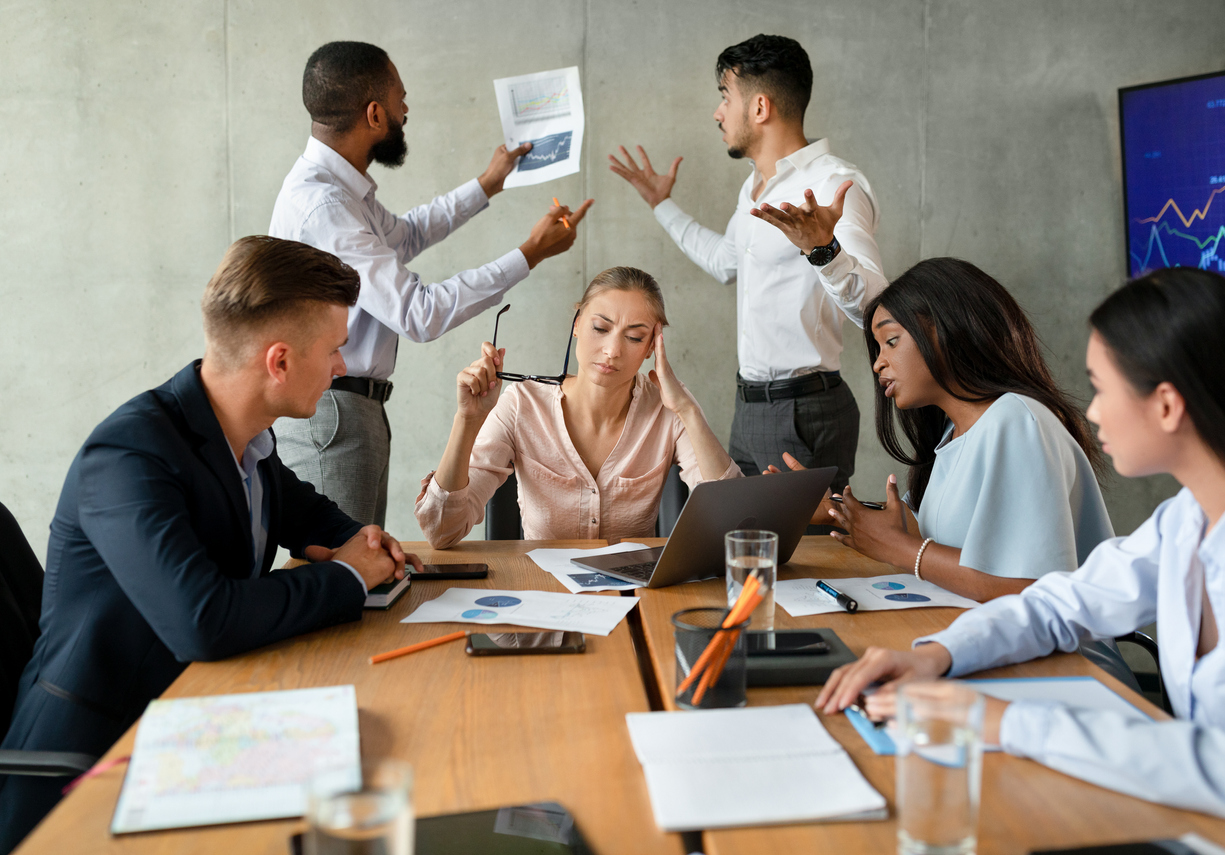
[[613, 561, 658, 582]]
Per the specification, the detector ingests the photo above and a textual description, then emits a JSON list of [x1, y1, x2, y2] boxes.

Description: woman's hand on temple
[[456, 342, 504, 422], [828, 474, 919, 566], [649, 326, 697, 417]]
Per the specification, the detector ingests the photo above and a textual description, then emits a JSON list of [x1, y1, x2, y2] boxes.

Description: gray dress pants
[[274, 389, 391, 528]]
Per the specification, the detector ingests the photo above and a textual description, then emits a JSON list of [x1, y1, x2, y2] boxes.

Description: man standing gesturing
[[609, 34, 885, 488], [272, 41, 591, 526]]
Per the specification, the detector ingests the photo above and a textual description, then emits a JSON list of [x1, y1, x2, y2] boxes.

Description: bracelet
[[914, 537, 934, 581]]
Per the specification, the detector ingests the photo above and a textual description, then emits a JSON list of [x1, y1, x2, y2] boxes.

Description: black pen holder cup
[[672, 607, 750, 710]]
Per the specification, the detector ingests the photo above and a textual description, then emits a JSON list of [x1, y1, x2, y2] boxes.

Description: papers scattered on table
[[493, 66, 584, 188], [775, 574, 980, 617], [527, 542, 651, 592], [847, 675, 1151, 755], [402, 587, 637, 636], [625, 704, 886, 831], [112, 685, 359, 834]]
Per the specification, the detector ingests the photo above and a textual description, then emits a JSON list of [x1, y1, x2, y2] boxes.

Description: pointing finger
[[567, 198, 595, 225]]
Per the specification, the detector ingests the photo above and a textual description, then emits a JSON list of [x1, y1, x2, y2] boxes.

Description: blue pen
[[817, 580, 858, 613]]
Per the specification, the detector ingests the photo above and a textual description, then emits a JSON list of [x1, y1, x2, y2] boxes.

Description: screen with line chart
[[1120, 70, 1225, 278]]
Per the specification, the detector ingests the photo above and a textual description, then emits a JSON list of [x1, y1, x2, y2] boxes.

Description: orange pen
[[369, 630, 469, 664], [552, 197, 572, 229]]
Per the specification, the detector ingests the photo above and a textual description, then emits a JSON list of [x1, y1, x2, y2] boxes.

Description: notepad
[[364, 575, 411, 608], [625, 704, 886, 831], [847, 675, 1152, 755]]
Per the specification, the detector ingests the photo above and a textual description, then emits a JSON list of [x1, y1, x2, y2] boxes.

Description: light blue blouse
[[914, 393, 1112, 579]]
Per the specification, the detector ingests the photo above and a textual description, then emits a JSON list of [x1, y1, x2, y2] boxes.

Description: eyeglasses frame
[[491, 304, 578, 386]]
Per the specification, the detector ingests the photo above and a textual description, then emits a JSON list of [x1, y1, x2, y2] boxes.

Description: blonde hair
[[576, 267, 669, 326]]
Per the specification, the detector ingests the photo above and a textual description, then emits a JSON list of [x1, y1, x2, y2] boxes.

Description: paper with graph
[[493, 66, 584, 188], [402, 587, 636, 636], [111, 685, 360, 833]]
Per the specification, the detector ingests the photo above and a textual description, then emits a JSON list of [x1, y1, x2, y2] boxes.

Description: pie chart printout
[[461, 609, 500, 620], [475, 596, 523, 608]]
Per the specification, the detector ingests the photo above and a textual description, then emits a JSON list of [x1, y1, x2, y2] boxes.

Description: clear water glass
[[895, 682, 985, 855], [306, 759, 414, 855], [725, 530, 778, 632]]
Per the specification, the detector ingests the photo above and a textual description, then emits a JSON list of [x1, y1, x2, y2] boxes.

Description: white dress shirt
[[918, 488, 1225, 817], [653, 139, 888, 380], [269, 137, 531, 380]]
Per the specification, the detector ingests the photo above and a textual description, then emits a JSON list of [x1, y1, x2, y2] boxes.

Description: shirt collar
[[756, 138, 831, 184], [303, 136, 376, 200], [232, 429, 275, 479]]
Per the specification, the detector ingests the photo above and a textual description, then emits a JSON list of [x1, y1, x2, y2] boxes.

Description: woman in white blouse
[[415, 267, 741, 547], [817, 267, 1225, 817]]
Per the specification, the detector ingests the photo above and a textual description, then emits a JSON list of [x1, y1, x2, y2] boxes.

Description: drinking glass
[[895, 682, 985, 855], [672, 607, 749, 709], [306, 759, 414, 855], [725, 530, 778, 632]]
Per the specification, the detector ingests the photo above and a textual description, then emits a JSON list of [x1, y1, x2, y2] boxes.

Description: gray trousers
[[274, 389, 391, 528], [728, 379, 860, 491]]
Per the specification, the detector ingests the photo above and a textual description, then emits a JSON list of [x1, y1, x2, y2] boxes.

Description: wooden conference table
[[14, 537, 1225, 855]]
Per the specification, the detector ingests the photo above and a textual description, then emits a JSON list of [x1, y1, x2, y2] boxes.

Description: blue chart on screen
[[475, 596, 522, 608], [1121, 72, 1225, 278], [885, 593, 931, 603], [872, 581, 906, 591], [462, 609, 500, 620], [519, 132, 573, 171]]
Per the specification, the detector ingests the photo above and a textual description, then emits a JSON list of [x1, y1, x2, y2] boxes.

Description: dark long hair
[[865, 258, 1105, 509], [1090, 267, 1225, 466]]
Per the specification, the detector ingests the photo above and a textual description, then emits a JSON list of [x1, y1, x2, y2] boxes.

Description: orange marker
[[370, 630, 468, 664], [553, 197, 572, 229]]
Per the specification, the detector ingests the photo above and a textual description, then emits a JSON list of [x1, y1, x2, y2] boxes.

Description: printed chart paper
[[112, 685, 359, 833], [775, 574, 980, 617], [402, 587, 637, 636], [493, 66, 584, 188], [527, 542, 651, 593]]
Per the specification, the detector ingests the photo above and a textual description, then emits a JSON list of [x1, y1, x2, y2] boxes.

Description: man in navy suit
[[0, 236, 421, 852]]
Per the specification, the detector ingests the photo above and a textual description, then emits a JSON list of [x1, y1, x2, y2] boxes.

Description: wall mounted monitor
[[1119, 69, 1225, 278]]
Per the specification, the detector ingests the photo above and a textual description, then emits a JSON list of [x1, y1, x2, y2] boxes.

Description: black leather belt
[[331, 376, 394, 403], [736, 371, 841, 403]]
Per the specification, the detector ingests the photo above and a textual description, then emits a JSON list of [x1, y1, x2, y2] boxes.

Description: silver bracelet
[[914, 537, 934, 581]]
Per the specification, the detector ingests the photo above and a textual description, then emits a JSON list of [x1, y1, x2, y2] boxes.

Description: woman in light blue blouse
[[818, 267, 1225, 818], [823, 257, 1111, 603]]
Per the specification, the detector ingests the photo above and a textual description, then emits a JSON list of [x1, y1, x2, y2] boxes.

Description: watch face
[[807, 236, 840, 267]]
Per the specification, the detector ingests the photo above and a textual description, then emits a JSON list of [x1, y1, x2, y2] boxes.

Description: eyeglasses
[[491, 304, 578, 386]]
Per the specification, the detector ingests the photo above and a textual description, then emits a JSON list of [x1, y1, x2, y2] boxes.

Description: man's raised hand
[[608, 145, 681, 209], [750, 180, 854, 253], [478, 142, 532, 197]]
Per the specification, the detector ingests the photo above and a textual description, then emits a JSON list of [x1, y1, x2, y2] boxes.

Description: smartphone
[[465, 631, 586, 655], [830, 495, 886, 511], [745, 630, 830, 656], [408, 563, 489, 580]]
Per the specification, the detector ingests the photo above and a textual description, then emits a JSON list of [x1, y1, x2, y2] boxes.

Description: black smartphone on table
[[408, 563, 489, 580], [466, 631, 586, 655], [745, 630, 830, 656]]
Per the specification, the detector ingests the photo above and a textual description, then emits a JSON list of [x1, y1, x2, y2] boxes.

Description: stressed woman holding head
[[415, 267, 741, 547], [816, 268, 1225, 818]]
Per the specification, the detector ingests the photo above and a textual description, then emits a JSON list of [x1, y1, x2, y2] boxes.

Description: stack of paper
[[775, 574, 980, 617], [626, 704, 886, 831], [527, 542, 651, 593], [112, 685, 359, 833], [402, 587, 638, 636]]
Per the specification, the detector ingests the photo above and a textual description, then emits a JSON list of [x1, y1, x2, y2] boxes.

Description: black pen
[[830, 495, 887, 510], [817, 580, 858, 613]]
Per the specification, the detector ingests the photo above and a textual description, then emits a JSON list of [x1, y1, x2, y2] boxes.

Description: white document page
[[776, 574, 980, 617], [112, 685, 360, 834], [527, 542, 650, 592], [626, 704, 885, 831], [401, 587, 637, 636], [966, 676, 1151, 721], [493, 66, 584, 188]]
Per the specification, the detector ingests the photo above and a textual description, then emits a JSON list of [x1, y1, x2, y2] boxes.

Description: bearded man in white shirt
[[609, 34, 886, 489], [270, 41, 592, 526]]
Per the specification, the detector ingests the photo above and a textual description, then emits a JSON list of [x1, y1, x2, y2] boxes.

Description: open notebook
[[626, 704, 886, 831]]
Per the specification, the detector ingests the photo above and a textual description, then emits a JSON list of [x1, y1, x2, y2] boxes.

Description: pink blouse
[[415, 374, 743, 546]]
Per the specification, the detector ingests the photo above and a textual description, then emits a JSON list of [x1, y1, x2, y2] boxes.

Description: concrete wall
[[3, 0, 1222, 558]]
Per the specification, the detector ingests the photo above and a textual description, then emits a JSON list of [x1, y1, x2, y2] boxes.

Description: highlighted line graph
[[1136, 184, 1225, 228], [1132, 220, 1225, 274], [510, 76, 571, 123]]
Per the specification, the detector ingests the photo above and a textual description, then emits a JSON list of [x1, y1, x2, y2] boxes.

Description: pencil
[[370, 630, 468, 664], [552, 197, 572, 229]]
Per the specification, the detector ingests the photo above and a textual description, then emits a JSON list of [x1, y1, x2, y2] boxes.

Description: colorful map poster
[[111, 685, 360, 833]]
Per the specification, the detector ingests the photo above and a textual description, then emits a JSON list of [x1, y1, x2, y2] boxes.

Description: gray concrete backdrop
[[2, 0, 1222, 557]]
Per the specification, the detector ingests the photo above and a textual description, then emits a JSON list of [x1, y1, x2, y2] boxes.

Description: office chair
[[0, 501, 95, 777], [1114, 630, 1172, 715]]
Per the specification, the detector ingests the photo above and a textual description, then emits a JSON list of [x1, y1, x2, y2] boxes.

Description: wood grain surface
[[631, 536, 1225, 855], [14, 541, 682, 855]]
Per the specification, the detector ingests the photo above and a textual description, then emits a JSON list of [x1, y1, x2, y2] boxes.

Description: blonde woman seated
[[416, 267, 742, 547]]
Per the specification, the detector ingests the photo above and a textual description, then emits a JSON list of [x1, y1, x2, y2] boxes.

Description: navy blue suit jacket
[[1, 361, 365, 767]]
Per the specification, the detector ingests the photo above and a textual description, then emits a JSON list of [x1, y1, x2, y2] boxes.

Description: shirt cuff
[[815, 244, 855, 283], [652, 197, 687, 230], [494, 247, 531, 286], [999, 699, 1058, 758], [335, 560, 368, 594], [457, 177, 492, 217], [912, 632, 975, 677]]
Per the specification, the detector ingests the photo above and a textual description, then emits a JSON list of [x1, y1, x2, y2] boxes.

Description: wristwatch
[[804, 235, 841, 267]]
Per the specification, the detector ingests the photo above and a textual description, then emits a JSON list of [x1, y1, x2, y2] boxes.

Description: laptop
[[569, 466, 837, 588]]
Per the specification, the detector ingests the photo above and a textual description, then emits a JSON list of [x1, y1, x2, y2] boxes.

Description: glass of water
[[895, 682, 985, 855], [725, 530, 778, 632], [306, 759, 414, 855]]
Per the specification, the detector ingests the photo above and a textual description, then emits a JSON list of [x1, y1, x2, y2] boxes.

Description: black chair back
[[484, 473, 523, 540], [0, 502, 44, 736]]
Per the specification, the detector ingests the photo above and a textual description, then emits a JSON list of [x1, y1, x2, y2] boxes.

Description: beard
[[724, 107, 753, 160], [369, 114, 408, 168]]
